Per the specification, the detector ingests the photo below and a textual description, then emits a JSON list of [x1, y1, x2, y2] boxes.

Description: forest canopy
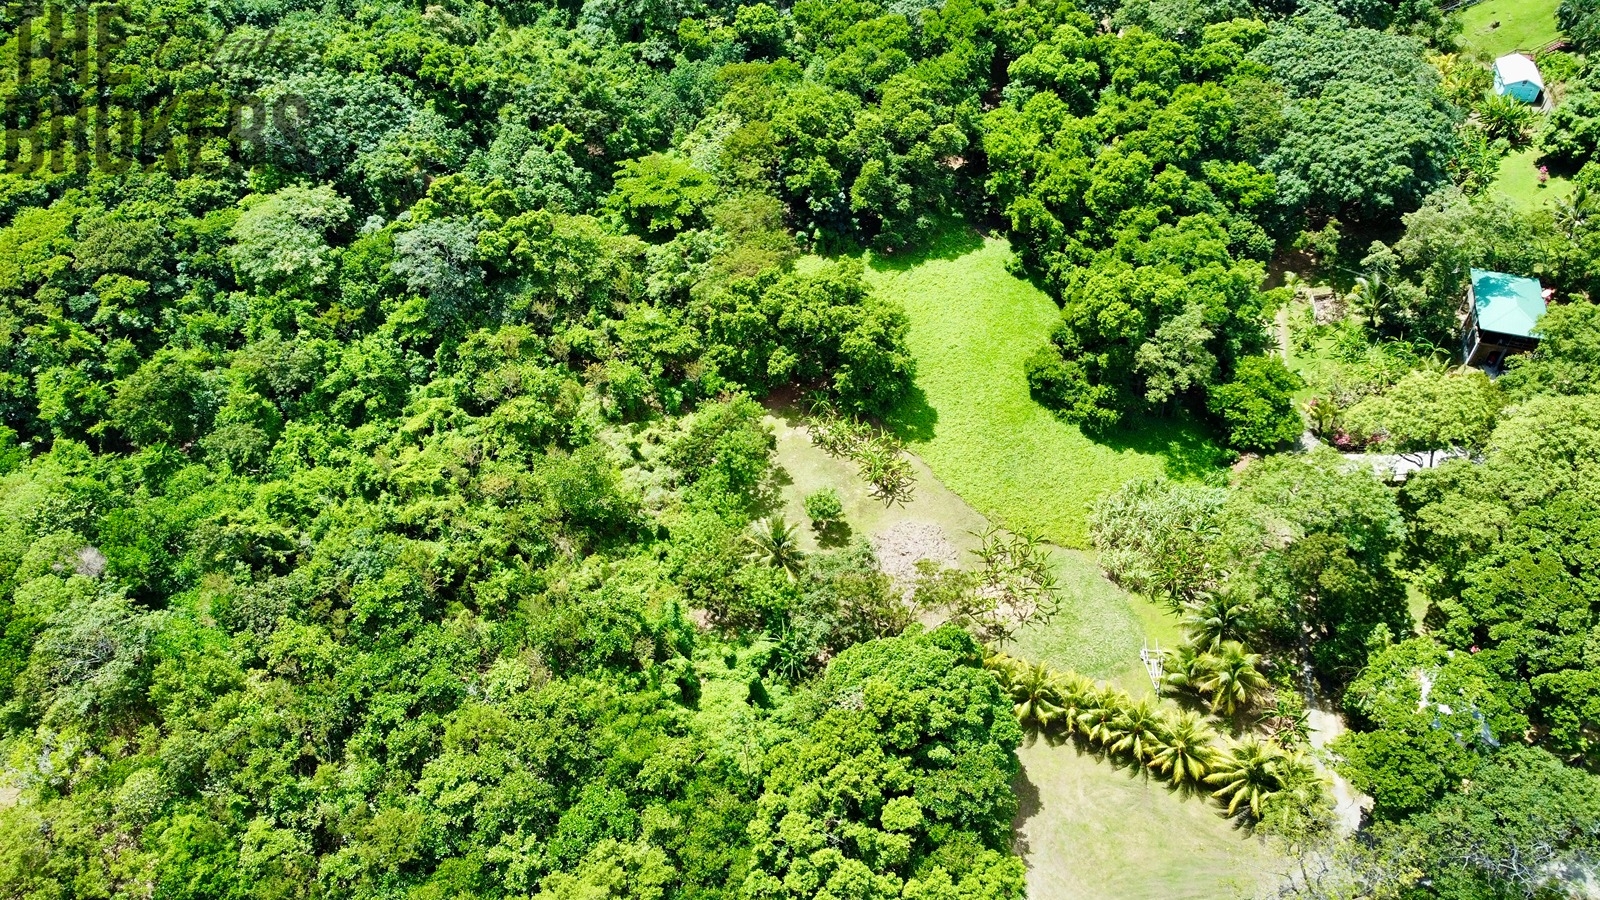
[[2, 0, 1600, 897]]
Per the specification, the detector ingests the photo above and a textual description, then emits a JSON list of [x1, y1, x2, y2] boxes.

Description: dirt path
[[1305, 691, 1370, 833]]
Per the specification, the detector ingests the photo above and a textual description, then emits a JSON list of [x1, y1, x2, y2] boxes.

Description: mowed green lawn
[[869, 229, 1219, 548], [1014, 740, 1277, 900], [1491, 146, 1575, 210], [1456, 0, 1560, 59]]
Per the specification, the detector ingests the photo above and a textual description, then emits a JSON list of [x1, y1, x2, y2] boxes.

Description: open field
[[1014, 739, 1278, 900], [864, 229, 1221, 549], [1455, 0, 1560, 60]]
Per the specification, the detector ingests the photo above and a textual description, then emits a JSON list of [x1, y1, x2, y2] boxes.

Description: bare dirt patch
[[870, 521, 960, 588]]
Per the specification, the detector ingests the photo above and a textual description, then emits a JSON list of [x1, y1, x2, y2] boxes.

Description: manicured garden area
[[1455, 0, 1561, 60], [1013, 740, 1275, 899], [1490, 146, 1575, 209], [866, 230, 1220, 549]]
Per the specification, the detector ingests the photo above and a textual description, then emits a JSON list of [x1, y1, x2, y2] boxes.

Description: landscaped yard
[[866, 229, 1221, 549], [1455, 0, 1560, 60], [1014, 738, 1277, 900], [1490, 146, 1575, 210]]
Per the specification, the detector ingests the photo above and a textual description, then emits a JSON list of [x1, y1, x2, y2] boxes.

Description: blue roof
[[1470, 269, 1546, 339]]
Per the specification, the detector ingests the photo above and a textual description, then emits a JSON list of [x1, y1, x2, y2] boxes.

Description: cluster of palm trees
[[1162, 640, 1272, 719], [987, 653, 1321, 820], [804, 399, 915, 505]]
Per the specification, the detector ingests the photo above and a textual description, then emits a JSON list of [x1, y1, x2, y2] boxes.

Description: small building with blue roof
[[1493, 54, 1545, 105], [1460, 268, 1548, 369]]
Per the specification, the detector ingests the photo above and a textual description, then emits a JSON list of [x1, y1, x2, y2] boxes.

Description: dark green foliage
[[1206, 355, 1303, 451], [743, 627, 1026, 900]]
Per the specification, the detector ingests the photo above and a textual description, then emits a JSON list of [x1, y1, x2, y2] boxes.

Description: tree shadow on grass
[[864, 218, 987, 274], [1011, 758, 1042, 860], [882, 382, 938, 444], [1083, 412, 1229, 481], [815, 520, 853, 548]]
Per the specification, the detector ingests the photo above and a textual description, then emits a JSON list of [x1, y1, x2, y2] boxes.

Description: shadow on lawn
[[882, 382, 938, 443], [1089, 413, 1228, 482], [1011, 762, 1042, 858], [863, 219, 986, 274]]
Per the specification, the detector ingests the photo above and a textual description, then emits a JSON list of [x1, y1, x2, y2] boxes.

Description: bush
[[803, 488, 844, 528]]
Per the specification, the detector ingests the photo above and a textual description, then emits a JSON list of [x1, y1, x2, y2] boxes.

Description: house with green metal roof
[[1460, 268, 1548, 369]]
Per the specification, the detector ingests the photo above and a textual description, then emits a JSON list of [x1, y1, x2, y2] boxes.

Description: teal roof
[[1470, 269, 1546, 339]]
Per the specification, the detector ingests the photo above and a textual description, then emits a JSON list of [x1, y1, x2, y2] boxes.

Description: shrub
[[803, 489, 844, 529]]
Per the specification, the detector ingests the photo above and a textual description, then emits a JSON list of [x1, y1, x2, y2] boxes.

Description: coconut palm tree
[[1195, 641, 1269, 718], [1348, 272, 1393, 331], [1108, 695, 1167, 766], [747, 516, 805, 579], [1207, 735, 1284, 819], [1150, 710, 1217, 787], [1077, 687, 1123, 748], [1183, 592, 1250, 650], [1010, 662, 1069, 732], [1161, 643, 1207, 696], [1053, 670, 1096, 738]]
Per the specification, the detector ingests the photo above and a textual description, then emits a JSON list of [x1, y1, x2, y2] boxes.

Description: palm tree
[[1349, 273, 1388, 331], [1195, 641, 1269, 718], [1182, 593, 1250, 650], [747, 516, 805, 579], [1207, 735, 1284, 819], [1010, 662, 1068, 732], [1108, 696, 1167, 766], [1150, 710, 1217, 787], [1053, 670, 1096, 739], [1077, 687, 1123, 748], [1161, 643, 1207, 696]]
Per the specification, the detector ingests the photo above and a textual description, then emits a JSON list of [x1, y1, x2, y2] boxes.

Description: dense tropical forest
[[2, 0, 1600, 895]]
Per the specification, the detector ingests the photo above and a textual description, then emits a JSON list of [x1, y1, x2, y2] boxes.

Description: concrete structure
[[1493, 53, 1545, 104], [1460, 268, 1548, 369]]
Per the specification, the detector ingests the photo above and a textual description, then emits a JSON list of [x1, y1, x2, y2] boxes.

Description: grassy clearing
[[1490, 146, 1575, 210], [768, 400, 1176, 684], [766, 403, 988, 559], [773, 241, 1282, 899], [867, 228, 1220, 549], [1456, 0, 1560, 60], [1014, 739, 1277, 900]]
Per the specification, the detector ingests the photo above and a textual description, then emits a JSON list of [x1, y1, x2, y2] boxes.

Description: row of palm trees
[[988, 653, 1322, 820]]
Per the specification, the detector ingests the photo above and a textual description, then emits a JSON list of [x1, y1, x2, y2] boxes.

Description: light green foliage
[[607, 154, 718, 236], [803, 488, 844, 528], [1231, 450, 1410, 676], [1501, 300, 1600, 397], [1337, 637, 1530, 821], [744, 627, 1025, 900], [228, 185, 353, 290], [0, 0, 1588, 894], [1341, 369, 1505, 455], [1088, 477, 1229, 606], [1400, 395, 1600, 766]]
